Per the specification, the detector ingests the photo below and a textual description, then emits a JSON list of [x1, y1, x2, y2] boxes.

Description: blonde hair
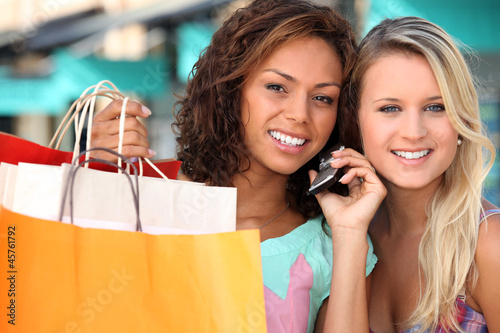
[[342, 17, 496, 332]]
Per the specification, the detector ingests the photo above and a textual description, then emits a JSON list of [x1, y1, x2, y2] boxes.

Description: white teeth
[[392, 149, 431, 160], [269, 130, 306, 147]]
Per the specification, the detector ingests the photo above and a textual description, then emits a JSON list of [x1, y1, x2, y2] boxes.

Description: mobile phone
[[308, 144, 344, 195]]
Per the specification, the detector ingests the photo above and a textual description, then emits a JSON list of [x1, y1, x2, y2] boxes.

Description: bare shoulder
[[476, 199, 500, 259], [470, 199, 500, 327]]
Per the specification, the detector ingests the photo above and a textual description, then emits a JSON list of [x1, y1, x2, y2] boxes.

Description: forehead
[[253, 37, 343, 79], [361, 53, 439, 94], [264, 36, 339, 62]]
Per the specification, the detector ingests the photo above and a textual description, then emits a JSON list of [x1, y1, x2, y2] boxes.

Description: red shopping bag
[[0, 132, 181, 179]]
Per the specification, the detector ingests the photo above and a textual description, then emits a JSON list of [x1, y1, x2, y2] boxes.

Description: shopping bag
[[6, 147, 236, 233], [0, 131, 181, 179], [0, 150, 266, 332], [1, 80, 181, 178], [0, 205, 267, 333], [0, 162, 17, 209], [9, 161, 236, 233]]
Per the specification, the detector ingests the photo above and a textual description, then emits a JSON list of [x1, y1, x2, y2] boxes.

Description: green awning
[[176, 21, 216, 83], [0, 49, 168, 115], [364, 0, 500, 53]]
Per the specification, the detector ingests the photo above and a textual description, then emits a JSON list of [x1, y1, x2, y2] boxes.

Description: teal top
[[261, 215, 377, 333]]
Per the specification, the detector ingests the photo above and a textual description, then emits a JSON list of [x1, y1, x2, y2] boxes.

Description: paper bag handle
[[48, 80, 171, 181], [58, 147, 143, 232]]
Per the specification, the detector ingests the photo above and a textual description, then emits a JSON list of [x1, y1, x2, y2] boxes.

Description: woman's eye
[[380, 105, 400, 113], [426, 104, 445, 112], [266, 84, 285, 92], [313, 96, 334, 104]]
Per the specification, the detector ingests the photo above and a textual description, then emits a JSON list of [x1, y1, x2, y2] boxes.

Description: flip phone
[[308, 144, 344, 195]]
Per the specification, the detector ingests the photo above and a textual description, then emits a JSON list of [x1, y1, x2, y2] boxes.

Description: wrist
[[331, 228, 369, 256]]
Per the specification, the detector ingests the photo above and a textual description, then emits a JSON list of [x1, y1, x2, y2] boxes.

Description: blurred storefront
[[0, 0, 232, 157], [0, 0, 498, 203]]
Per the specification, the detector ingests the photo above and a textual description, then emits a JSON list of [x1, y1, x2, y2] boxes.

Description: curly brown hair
[[173, 0, 357, 218]]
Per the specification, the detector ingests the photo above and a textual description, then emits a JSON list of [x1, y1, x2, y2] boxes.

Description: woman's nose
[[400, 110, 427, 141], [284, 96, 311, 124]]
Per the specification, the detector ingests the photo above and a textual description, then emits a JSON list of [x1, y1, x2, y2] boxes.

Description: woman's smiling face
[[240, 37, 342, 176], [358, 53, 459, 191]]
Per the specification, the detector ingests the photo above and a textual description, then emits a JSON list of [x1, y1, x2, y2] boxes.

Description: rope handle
[[48, 80, 170, 180], [58, 147, 142, 232]]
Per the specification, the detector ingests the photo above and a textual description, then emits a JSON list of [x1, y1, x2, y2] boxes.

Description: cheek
[[359, 116, 378, 149], [359, 117, 388, 167], [432, 124, 458, 145], [240, 98, 250, 127], [317, 112, 337, 145], [434, 126, 459, 162]]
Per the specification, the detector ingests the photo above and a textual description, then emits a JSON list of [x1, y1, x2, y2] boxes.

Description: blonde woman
[[329, 16, 500, 331]]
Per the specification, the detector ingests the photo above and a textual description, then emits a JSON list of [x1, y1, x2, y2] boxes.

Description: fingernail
[[130, 157, 138, 163], [142, 105, 152, 116], [338, 174, 346, 183], [320, 157, 340, 169], [332, 146, 345, 154], [148, 149, 156, 157]]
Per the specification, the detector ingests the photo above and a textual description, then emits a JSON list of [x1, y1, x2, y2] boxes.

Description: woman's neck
[[232, 170, 289, 222], [378, 180, 440, 238]]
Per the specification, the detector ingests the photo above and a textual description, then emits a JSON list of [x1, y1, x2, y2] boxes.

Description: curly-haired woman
[[91, 0, 385, 331]]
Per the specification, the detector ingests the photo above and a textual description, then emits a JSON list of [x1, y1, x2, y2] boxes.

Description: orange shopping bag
[[0, 205, 267, 333], [0, 149, 266, 332]]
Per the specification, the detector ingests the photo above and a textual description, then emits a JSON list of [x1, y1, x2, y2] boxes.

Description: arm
[[90, 100, 155, 162], [470, 211, 500, 331], [315, 240, 372, 333], [314, 275, 372, 332], [312, 148, 385, 332]]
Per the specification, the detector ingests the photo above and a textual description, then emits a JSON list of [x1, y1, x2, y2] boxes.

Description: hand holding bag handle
[[49, 81, 122, 161], [49, 81, 171, 180]]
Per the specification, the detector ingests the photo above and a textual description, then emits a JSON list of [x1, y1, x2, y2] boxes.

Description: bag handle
[[116, 98, 171, 181], [48, 80, 170, 181], [58, 147, 143, 232], [49, 81, 122, 159]]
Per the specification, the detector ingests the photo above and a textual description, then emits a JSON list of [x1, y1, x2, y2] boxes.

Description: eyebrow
[[264, 69, 340, 88], [373, 96, 443, 103]]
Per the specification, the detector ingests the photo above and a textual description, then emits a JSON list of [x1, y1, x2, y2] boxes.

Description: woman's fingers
[[329, 148, 374, 173], [92, 116, 149, 139], [93, 100, 151, 122], [309, 147, 386, 232], [89, 132, 155, 162], [89, 100, 154, 161]]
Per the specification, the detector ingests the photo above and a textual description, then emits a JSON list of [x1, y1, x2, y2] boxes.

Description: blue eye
[[380, 105, 400, 113], [426, 104, 445, 112]]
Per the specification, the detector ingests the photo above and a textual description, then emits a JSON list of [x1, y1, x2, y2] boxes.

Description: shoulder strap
[[459, 209, 500, 300], [479, 209, 500, 223]]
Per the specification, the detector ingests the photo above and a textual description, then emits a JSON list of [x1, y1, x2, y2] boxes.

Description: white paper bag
[[10, 161, 236, 234]]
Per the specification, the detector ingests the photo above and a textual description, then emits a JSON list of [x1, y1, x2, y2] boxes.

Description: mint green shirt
[[261, 215, 377, 332]]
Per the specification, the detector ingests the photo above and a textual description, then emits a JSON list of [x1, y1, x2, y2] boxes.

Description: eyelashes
[[378, 103, 446, 113], [425, 104, 445, 112], [265, 84, 335, 105], [266, 84, 285, 93], [313, 96, 334, 104]]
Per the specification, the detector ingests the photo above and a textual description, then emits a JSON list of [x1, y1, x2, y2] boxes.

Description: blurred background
[[0, 0, 498, 204]]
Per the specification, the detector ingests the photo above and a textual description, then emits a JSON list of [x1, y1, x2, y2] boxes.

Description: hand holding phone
[[308, 144, 345, 195]]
